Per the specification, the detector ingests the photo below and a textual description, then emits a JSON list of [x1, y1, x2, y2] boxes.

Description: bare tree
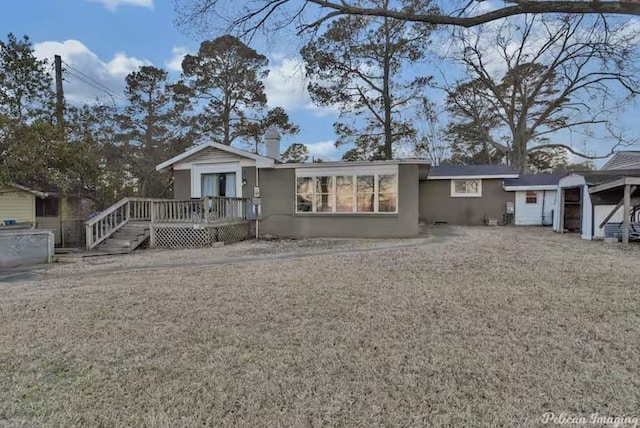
[[301, 0, 434, 160], [445, 14, 639, 173], [414, 101, 449, 165], [175, 0, 640, 37]]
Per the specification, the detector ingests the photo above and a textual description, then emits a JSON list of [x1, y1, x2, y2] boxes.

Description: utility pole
[[54, 54, 64, 136], [54, 54, 66, 249]]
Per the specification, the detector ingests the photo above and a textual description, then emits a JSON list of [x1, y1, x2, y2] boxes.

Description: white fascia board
[[503, 185, 558, 191], [429, 174, 519, 180], [275, 159, 430, 169], [295, 164, 399, 177], [156, 142, 274, 171]]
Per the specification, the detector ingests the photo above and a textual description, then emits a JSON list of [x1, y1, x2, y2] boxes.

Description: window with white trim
[[451, 179, 482, 197], [525, 190, 538, 204], [295, 172, 398, 214]]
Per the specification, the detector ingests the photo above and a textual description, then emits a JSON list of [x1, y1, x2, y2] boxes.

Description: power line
[[61, 60, 128, 103], [64, 70, 127, 107], [63, 60, 126, 101]]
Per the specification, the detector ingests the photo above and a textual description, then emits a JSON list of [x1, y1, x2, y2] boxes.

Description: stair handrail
[[85, 198, 131, 250]]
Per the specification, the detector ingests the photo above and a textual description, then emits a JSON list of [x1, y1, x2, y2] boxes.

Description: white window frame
[[191, 163, 242, 198], [450, 179, 482, 197], [295, 166, 398, 214], [525, 190, 538, 204]]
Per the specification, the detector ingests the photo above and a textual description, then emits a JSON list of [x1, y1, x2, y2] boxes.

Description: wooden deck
[[84, 197, 254, 253]]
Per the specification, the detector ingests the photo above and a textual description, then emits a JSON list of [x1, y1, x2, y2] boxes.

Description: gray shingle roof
[[503, 173, 566, 187], [429, 164, 518, 177]]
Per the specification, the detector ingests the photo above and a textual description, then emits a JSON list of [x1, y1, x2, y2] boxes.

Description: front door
[[201, 173, 238, 219], [201, 173, 237, 198]]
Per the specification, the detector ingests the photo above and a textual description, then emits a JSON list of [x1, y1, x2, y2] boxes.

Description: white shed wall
[[514, 190, 557, 225], [554, 174, 594, 239], [593, 205, 624, 238]]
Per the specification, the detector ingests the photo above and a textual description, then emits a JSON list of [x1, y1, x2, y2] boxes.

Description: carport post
[[623, 184, 631, 244]]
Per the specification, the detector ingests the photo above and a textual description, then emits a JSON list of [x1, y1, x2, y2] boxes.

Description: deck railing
[[86, 198, 130, 250], [86, 196, 253, 250], [152, 197, 250, 223], [85, 197, 166, 250]]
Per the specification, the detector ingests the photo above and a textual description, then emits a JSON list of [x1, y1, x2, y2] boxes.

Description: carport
[[589, 176, 640, 243]]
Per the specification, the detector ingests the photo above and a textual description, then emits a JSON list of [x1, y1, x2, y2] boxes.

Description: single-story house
[[156, 134, 430, 238], [418, 165, 518, 225], [553, 169, 640, 240], [502, 173, 565, 226]]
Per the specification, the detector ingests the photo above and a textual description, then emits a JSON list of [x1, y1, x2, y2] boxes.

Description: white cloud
[[263, 55, 337, 116], [303, 140, 340, 161], [165, 46, 191, 73], [88, 0, 153, 12], [34, 39, 151, 105]]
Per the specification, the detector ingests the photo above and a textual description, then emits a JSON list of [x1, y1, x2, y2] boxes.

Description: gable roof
[[156, 141, 276, 171], [428, 164, 518, 179], [2, 184, 49, 198], [601, 151, 640, 170], [503, 173, 566, 190]]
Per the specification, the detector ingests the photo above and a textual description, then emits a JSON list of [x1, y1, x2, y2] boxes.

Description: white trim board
[[157, 142, 275, 171], [429, 174, 518, 180], [191, 163, 242, 198], [503, 185, 558, 191], [295, 164, 399, 177]]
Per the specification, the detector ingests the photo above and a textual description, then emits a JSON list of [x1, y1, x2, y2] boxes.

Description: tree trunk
[[382, 17, 393, 160], [223, 91, 231, 145], [512, 134, 528, 173]]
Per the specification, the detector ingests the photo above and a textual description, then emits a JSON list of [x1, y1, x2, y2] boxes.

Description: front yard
[[1, 227, 639, 427]]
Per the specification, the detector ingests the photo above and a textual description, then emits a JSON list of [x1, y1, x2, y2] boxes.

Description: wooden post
[[150, 225, 156, 248], [559, 188, 564, 233], [85, 224, 92, 250], [623, 183, 631, 244]]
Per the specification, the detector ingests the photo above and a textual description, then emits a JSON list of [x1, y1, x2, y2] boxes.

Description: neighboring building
[[601, 151, 640, 170], [418, 165, 518, 225], [0, 184, 46, 227], [156, 139, 430, 238], [502, 173, 565, 226], [0, 183, 93, 246], [553, 170, 640, 240]]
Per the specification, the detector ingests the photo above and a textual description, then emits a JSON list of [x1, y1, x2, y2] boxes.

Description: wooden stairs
[[94, 221, 150, 254]]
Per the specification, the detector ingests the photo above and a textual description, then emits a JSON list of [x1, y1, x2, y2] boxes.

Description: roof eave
[[156, 142, 275, 171], [428, 174, 519, 180]]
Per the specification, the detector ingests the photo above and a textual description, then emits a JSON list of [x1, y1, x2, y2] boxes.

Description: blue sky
[[2, 0, 342, 160], [2, 0, 638, 165]]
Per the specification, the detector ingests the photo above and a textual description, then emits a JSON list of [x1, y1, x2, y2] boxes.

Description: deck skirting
[[150, 220, 253, 248]]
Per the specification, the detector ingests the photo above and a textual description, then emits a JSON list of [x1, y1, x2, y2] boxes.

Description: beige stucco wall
[[242, 167, 256, 199], [174, 170, 191, 199], [0, 187, 35, 224], [419, 178, 514, 225], [257, 164, 420, 238]]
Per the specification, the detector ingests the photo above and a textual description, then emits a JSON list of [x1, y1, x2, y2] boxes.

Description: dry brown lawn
[[1, 227, 640, 427]]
